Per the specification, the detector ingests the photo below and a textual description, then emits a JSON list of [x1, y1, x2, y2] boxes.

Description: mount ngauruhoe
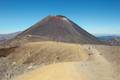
[[13, 15, 101, 44]]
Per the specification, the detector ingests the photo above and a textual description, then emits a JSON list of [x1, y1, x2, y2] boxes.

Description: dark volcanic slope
[[16, 15, 101, 44]]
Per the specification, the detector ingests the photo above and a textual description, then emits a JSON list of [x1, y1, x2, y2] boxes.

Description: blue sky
[[0, 0, 120, 35]]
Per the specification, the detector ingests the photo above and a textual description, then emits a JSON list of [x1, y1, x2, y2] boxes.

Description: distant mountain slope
[[15, 15, 102, 44], [97, 35, 120, 40], [0, 32, 21, 43], [97, 35, 120, 45]]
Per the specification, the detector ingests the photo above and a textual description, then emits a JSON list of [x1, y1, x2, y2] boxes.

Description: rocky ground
[[0, 41, 119, 80]]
